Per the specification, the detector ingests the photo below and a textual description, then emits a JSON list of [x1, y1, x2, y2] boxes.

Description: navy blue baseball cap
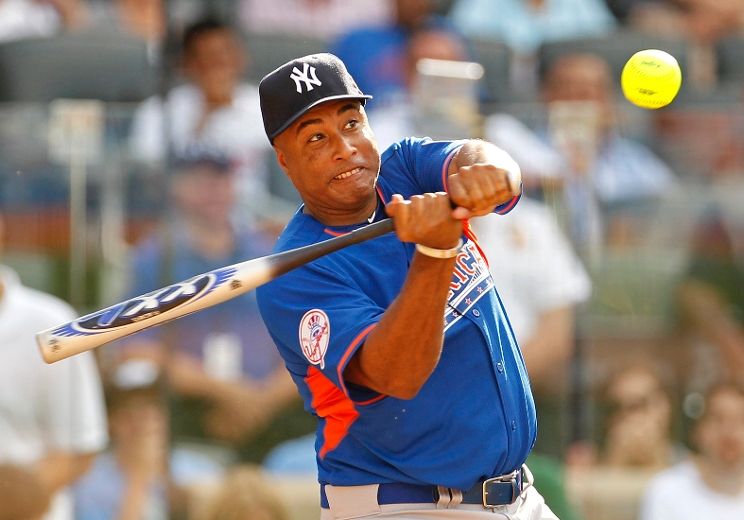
[[259, 53, 372, 143]]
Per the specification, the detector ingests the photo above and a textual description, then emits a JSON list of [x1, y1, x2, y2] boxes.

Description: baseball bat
[[37, 218, 394, 363]]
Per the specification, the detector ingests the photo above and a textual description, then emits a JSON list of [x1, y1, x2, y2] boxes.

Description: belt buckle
[[481, 471, 519, 509]]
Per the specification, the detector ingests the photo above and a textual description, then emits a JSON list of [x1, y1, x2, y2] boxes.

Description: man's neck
[[304, 195, 379, 227]]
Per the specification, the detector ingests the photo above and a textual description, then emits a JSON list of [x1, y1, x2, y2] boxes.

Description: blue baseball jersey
[[256, 137, 536, 490]]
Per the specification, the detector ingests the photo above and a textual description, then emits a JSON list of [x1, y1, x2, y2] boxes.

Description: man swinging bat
[[255, 53, 558, 519]]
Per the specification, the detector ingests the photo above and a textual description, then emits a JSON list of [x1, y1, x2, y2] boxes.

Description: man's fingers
[[449, 165, 517, 215], [385, 193, 408, 217], [451, 206, 472, 220], [385, 192, 461, 247]]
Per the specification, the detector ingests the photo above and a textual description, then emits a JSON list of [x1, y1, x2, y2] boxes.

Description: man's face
[[695, 388, 744, 470], [273, 100, 380, 225]]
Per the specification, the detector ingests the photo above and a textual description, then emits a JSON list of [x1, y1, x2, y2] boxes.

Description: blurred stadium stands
[[0, 31, 157, 103]]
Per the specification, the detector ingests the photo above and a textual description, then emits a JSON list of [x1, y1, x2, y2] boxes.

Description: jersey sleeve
[[258, 262, 385, 400], [381, 137, 521, 214], [381, 137, 465, 194]]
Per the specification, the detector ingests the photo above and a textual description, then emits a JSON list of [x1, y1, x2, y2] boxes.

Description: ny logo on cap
[[290, 63, 322, 93]]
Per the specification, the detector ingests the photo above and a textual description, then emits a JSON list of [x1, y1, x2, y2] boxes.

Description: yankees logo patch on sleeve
[[299, 309, 330, 369]]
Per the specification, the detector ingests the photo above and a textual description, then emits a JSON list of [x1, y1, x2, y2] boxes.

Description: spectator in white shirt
[[239, 0, 392, 41], [128, 17, 287, 223], [0, 213, 108, 520], [640, 381, 744, 520]]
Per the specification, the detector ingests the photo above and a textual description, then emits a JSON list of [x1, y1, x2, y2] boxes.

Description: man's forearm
[[344, 253, 457, 399]]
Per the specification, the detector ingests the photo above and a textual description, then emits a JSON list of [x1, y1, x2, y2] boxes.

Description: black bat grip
[[269, 218, 395, 275]]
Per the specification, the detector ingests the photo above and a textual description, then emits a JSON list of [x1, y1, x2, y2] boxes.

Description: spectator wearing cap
[[128, 17, 287, 224], [113, 148, 312, 466], [73, 359, 224, 520]]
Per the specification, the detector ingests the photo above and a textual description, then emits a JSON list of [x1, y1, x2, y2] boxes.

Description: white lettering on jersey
[[290, 63, 322, 93], [299, 309, 330, 369], [443, 241, 494, 331]]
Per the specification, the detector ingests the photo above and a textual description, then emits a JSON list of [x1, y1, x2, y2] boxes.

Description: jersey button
[[496, 362, 504, 373], [472, 309, 481, 317], [511, 420, 517, 431]]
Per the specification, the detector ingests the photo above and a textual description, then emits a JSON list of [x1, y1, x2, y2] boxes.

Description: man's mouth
[[333, 167, 363, 180]]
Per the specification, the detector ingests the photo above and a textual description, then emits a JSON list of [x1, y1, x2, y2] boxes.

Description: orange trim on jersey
[[496, 194, 520, 215], [357, 394, 386, 406], [305, 366, 360, 459], [375, 185, 386, 204], [441, 146, 460, 192], [336, 323, 377, 395]]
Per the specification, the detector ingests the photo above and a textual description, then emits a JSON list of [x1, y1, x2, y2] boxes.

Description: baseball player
[[256, 53, 558, 519]]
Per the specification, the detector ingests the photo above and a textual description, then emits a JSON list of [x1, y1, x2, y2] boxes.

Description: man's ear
[[274, 146, 289, 175]]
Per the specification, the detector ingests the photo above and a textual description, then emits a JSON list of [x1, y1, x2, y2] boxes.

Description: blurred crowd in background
[[0, 0, 743, 519]]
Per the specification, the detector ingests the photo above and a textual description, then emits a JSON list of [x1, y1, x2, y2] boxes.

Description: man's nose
[[332, 134, 357, 161]]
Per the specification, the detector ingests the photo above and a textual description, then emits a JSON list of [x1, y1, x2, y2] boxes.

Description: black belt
[[320, 467, 524, 509]]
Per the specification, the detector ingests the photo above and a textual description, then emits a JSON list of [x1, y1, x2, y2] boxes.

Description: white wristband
[[415, 239, 464, 259]]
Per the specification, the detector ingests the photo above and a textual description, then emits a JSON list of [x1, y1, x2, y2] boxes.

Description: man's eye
[[345, 119, 359, 130], [308, 133, 324, 143]]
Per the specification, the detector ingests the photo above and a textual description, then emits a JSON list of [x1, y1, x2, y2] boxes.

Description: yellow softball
[[621, 49, 682, 109]]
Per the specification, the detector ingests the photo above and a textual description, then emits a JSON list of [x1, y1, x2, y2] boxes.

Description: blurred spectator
[[332, 0, 452, 110], [368, 25, 473, 148], [0, 464, 52, 520], [487, 52, 676, 253], [128, 17, 282, 223], [639, 381, 744, 520], [450, 0, 616, 56], [564, 363, 681, 520], [117, 148, 309, 465], [87, 0, 165, 44], [678, 211, 744, 377], [627, 0, 744, 45], [601, 364, 681, 469], [189, 465, 290, 520], [0, 212, 108, 520], [623, 0, 744, 87], [0, 0, 87, 42], [73, 359, 223, 520], [239, 0, 392, 41], [473, 198, 591, 397], [677, 151, 744, 379]]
